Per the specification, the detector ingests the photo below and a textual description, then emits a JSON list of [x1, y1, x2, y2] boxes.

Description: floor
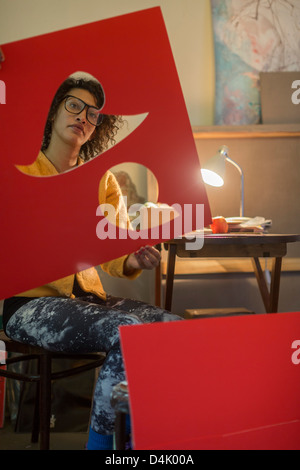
[[0, 418, 88, 450]]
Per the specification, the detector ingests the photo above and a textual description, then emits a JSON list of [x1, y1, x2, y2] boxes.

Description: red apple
[[210, 216, 229, 234]]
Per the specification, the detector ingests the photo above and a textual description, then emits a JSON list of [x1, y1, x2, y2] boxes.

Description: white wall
[[0, 0, 215, 126]]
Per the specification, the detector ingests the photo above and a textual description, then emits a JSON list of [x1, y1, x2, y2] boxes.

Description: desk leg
[[252, 257, 282, 313], [270, 257, 282, 313], [164, 244, 177, 312]]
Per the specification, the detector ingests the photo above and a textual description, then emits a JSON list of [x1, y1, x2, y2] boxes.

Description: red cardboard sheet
[[0, 7, 210, 299], [120, 312, 300, 450]]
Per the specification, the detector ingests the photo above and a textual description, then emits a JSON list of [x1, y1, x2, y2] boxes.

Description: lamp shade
[[200, 145, 244, 217], [201, 147, 227, 187]]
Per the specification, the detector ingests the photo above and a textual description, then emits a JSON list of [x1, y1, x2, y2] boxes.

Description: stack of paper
[[226, 217, 272, 233]]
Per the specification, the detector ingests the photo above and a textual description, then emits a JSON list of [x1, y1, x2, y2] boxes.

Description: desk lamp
[[201, 145, 244, 218]]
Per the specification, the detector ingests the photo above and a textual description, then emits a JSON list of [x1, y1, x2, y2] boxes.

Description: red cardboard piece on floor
[[120, 312, 300, 450], [0, 7, 210, 299]]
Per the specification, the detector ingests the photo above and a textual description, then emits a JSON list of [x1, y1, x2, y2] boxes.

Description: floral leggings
[[5, 294, 180, 434]]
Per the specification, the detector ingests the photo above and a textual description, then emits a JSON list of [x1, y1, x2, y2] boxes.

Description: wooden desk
[[164, 233, 300, 313]]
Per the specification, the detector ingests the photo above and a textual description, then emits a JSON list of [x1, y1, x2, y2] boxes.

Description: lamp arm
[[225, 156, 244, 218]]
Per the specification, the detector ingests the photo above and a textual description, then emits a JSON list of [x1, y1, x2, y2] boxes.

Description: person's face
[[51, 88, 98, 149]]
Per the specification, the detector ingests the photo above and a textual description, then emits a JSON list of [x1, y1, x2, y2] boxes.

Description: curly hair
[[41, 76, 123, 161]]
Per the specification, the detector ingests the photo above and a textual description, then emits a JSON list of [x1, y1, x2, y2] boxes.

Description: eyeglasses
[[64, 95, 103, 126]]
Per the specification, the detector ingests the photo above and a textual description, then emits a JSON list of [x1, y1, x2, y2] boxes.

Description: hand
[[124, 245, 161, 274]]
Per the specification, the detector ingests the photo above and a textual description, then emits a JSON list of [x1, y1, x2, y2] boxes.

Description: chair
[[0, 329, 105, 450]]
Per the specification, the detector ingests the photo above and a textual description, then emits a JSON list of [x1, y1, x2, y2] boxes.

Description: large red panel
[[0, 8, 210, 298], [120, 312, 300, 450]]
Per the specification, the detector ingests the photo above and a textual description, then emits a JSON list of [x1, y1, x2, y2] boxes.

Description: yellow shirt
[[15, 151, 140, 300]]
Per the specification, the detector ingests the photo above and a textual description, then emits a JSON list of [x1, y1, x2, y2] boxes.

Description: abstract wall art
[[211, 0, 300, 124]]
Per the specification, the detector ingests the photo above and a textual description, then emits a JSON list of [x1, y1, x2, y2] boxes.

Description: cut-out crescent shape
[[15, 113, 149, 177]]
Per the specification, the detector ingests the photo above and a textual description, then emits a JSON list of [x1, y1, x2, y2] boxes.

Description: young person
[[3, 73, 180, 450]]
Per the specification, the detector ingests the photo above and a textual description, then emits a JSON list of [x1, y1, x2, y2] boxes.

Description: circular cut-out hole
[[98, 162, 178, 238]]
